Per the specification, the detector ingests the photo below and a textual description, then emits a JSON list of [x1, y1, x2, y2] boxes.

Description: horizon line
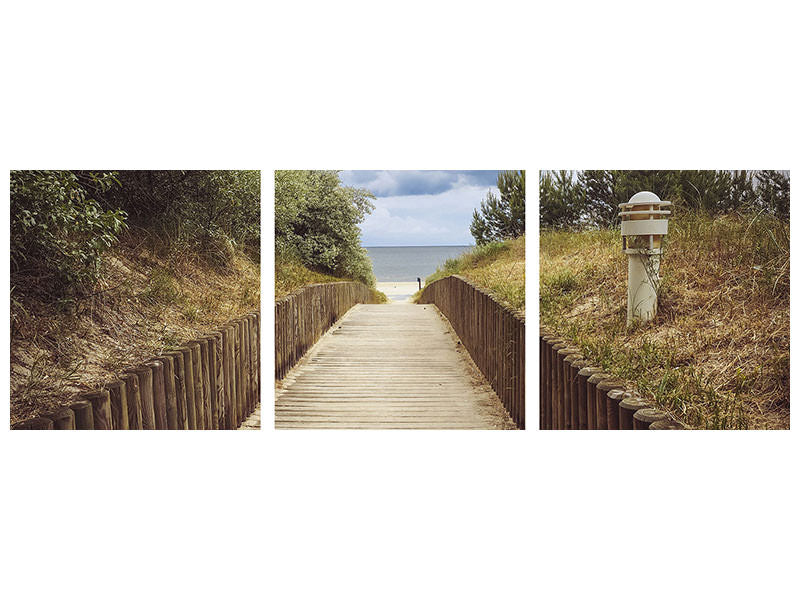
[[363, 243, 475, 248]]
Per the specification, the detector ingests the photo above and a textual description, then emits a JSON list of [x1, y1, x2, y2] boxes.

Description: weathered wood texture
[[105, 380, 129, 430], [275, 282, 375, 380], [11, 312, 260, 431], [539, 329, 684, 430], [83, 390, 112, 430], [276, 304, 515, 429], [419, 275, 525, 429]]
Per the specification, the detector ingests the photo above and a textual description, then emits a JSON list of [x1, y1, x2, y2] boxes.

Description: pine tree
[[470, 170, 526, 244], [756, 170, 790, 219], [538, 170, 583, 229], [579, 170, 617, 227]]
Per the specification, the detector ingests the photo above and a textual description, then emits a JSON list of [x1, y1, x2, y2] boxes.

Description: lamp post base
[[626, 251, 660, 325]]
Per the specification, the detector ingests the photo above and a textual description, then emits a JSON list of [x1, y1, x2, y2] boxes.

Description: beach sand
[[377, 281, 420, 303]]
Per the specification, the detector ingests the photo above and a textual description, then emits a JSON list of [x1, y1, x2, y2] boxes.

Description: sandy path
[[376, 281, 420, 303]]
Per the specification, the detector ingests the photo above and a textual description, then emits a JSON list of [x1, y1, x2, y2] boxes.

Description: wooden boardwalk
[[275, 304, 515, 429]]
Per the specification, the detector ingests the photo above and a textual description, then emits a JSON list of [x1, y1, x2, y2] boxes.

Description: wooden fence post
[[105, 380, 129, 430], [155, 356, 178, 430], [83, 390, 112, 430], [619, 395, 649, 430], [237, 319, 247, 424], [242, 317, 252, 416], [131, 367, 155, 430], [147, 361, 168, 430], [586, 373, 609, 430], [222, 325, 236, 429], [233, 320, 243, 427], [165, 351, 188, 430], [198, 339, 212, 429], [206, 333, 222, 430], [549, 342, 566, 429], [568, 357, 588, 430], [177, 347, 196, 429], [70, 400, 94, 430], [187, 342, 205, 430], [47, 407, 76, 430], [249, 314, 259, 408], [122, 371, 143, 430], [541, 335, 554, 429], [607, 389, 627, 430], [596, 378, 625, 431], [577, 366, 601, 430], [559, 350, 580, 429], [634, 408, 668, 430]]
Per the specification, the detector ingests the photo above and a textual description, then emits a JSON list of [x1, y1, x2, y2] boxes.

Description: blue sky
[[339, 170, 501, 246]]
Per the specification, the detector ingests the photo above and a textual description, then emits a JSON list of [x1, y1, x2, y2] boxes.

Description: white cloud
[[360, 184, 501, 246]]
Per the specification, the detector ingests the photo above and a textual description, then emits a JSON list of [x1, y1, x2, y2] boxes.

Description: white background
[[1, 1, 798, 599]]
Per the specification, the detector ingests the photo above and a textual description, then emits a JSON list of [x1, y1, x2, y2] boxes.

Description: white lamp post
[[619, 191, 671, 325]]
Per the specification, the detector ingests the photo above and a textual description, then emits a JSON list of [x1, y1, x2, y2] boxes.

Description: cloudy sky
[[338, 170, 500, 246]]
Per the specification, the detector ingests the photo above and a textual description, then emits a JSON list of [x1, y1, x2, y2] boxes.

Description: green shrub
[[11, 170, 127, 300], [104, 170, 261, 263], [275, 170, 377, 287]]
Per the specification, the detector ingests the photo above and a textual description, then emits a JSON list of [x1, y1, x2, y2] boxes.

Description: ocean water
[[366, 245, 473, 282]]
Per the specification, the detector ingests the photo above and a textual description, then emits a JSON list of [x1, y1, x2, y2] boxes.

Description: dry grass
[[540, 212, 789, 430], [275, 253, 388, 303], [10, 233, 260, 424], [419, 236, 526, 314]]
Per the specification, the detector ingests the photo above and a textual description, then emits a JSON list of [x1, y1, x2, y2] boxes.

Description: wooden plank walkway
[[275, 303, 516, 429]]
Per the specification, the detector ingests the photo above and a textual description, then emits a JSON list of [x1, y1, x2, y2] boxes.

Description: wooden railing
[[539, 328, 685, 430], [420, 276, 525, 429], [275, 282, 375, 380], [12, 313, 261, 430]]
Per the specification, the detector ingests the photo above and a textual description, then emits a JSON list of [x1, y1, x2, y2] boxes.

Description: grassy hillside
[[418, 236, 525, 314], [540, 212, 789, 430], [10, 234, 260, 424], [275, 253, 387, 303]]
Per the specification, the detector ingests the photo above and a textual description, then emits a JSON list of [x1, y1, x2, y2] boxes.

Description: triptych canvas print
[[9, 169, 789, 431]]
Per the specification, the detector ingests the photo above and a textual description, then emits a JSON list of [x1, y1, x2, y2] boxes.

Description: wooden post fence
[[539, 328, 686, 430], [419, 275, 525, 430], [12, 312, 261, 431], [275, 282, 376, 381]]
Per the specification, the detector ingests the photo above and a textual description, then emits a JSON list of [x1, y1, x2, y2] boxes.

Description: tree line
[[540, 170, 790, 230], [11, 170, 260, 302]]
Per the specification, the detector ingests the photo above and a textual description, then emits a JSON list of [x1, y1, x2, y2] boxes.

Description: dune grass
[[275, 253, 387, 303], [11, 233, 261, 424], [418, 236, 525, 313], [540, 211, 789, 430]]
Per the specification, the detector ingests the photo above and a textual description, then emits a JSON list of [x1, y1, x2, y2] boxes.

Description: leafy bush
[[11, 170, 127, 300], [275, 170, 376, 286], [102, 170, 260, 263]]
